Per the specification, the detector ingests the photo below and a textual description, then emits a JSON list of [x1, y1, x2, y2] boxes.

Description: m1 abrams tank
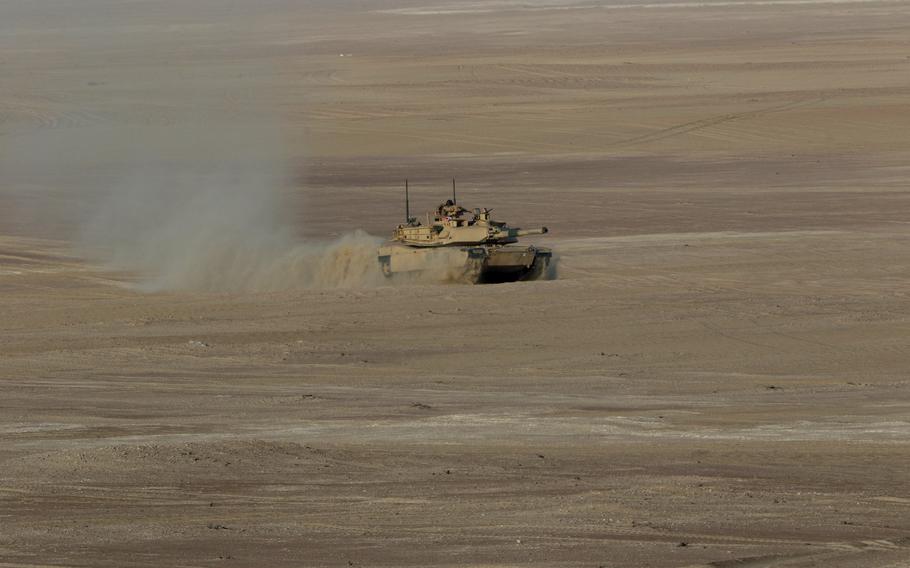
[[377, 183, 553, 284]]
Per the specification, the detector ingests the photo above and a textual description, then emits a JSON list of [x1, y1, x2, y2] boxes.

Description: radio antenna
[[405, 179, 410, 222], [452, 178, 456, 205]]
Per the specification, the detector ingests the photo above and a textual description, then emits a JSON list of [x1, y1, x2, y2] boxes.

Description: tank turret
[[390, 201, 549, 248]]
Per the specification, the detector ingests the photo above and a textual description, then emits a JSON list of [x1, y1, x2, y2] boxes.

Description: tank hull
[[377, 243, 553, 284]]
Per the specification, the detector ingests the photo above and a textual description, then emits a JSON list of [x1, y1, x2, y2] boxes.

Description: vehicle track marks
[[608, 98, 827, 149]]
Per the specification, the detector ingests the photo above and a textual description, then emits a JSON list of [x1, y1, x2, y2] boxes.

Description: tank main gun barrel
[[514, 227, 548, 237], [485, 226, 548, 243]]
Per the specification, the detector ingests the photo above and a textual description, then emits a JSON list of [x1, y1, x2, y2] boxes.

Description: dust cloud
[[0, 0, 388, 293], [79, 121, 387, 292], [1, 119, 386, 292]]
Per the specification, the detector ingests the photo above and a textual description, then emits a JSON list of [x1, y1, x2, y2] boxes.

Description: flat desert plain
[[2, 1, 910, 566]]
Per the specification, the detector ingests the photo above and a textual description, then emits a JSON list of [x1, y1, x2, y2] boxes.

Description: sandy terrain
[[2, 0, 910, 566]]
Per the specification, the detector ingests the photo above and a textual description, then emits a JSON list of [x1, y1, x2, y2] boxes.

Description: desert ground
[[2, 0, 910, 566]]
